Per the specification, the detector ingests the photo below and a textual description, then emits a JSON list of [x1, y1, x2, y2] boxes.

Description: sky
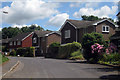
[[0, 0, 120, 31]]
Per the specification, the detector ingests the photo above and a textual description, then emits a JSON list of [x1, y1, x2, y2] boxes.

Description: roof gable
[[10, 32, 33, 42], [59, 19, 117, 31], [45, 31, 61, 36], [34, 30, 52, 37]]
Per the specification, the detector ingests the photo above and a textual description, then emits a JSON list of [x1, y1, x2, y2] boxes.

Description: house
[[2, 38, 11, 52], [60, 19, 117, 44], [2, 38, 11, 47], [32, 30, 61, 56], [110, 12, 120, 52], [8, 32, 33, 52]]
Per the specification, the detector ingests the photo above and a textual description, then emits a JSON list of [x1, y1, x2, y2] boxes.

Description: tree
[[2, 27, 21, 39], [81, 15, 99, 21], [81, 15, 115, 23]]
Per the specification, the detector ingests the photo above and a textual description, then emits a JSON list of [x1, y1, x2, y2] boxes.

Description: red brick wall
[[22, 34, 33, 47]]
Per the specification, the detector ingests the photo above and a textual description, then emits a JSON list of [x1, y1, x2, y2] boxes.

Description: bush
[[16, 47, 35, 57], [57, 42, 82, 59], [46, 42, 60, 58], [99, 53, 120, 65], [82, 32, 105, 61], [70, 50, 84, 60], [0, 53, 9, 64], [2, 46, 9, 52], [10, 49, 16, 56]]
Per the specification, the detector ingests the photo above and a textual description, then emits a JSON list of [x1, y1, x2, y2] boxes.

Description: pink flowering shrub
[[91, 43, 104, 54], [105, 43, 117, 54]]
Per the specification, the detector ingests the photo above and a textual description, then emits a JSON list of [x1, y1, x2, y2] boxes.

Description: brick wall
[[22, 34, 33, 47], [96, 21, 115, 40]]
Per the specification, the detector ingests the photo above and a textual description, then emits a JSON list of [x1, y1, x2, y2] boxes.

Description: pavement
[[1, 57, 18, 77], [2, 57, 119, 79]]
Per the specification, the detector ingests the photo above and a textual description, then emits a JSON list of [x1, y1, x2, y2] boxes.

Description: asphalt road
[[3, 57, 119, 79]]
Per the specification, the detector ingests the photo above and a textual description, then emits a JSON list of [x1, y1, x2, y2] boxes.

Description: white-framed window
[[102, 25, 109, 32], [118, 40, 120, 47], [33, 37, 37, 43], [65, 30, 70, 38], [9, 42, 13, 46], [14, 41, 16, 45], [17, 41, 21, 45]]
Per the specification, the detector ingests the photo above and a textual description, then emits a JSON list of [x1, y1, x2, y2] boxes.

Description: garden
[[47, 32, 120, 66]]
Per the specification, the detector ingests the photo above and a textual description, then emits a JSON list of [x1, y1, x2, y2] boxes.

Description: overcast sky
[[0, 0, 119, 31]]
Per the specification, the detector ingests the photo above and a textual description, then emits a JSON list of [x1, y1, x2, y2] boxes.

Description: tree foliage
[[2, 24, 44, 39], [81, 15, 115, 23], [82, 32, 105, 60]]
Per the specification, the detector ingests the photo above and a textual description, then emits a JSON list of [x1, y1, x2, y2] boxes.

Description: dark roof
[[34, 30, 52, 37], [117, 12, 120, 16], [66, 19, 100, 28], [2, 38, 11, 43], [10, 32, 33, 42]]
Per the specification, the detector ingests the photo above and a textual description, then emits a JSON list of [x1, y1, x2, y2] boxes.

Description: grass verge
[[0, 53, 9, 64]]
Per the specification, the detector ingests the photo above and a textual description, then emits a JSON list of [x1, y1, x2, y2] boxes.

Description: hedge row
[[10, 47, 35, 57], [57, 42, 82, 59]]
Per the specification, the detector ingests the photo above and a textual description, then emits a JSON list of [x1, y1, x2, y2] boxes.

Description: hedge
[[46, 42, 60, 58], [57, 42, 82, 59], [10, 47, 35, 57]]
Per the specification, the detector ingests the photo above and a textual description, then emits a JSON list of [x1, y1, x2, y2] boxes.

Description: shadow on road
[[99, 74, 120, 80], [66, 60, 88, 64]]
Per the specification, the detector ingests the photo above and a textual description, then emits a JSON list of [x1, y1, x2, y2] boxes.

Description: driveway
[[3, 57, 119, 79]]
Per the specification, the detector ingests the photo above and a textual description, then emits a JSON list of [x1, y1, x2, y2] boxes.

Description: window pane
[[106, 27, 109, 31], [103, 26, 105, 31]]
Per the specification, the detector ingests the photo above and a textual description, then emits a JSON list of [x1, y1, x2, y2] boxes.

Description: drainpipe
[[76, 29, 77, 42]]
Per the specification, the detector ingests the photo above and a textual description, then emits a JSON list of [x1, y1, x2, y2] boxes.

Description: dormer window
[[102, 25, 109, 32], [65, 30, 70, 39], [33, 37, 37, 43]]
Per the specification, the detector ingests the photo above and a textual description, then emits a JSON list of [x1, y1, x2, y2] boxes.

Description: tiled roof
[[2, 38, 11, 43], [10, 32, 33, 42], [66, 19, 100, 28], [34, 30, 52, 37]]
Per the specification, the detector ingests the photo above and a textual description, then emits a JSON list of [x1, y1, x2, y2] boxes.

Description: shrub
[[57, 42, 82, 59], [70, 50, 84, 60], [99, 53, 120, 65], [91, 43, 104, 62], [46, 42, 60, 58], [0, 53, 9, 64], [16, 47, 35, 57], [2, 46, 9, 52], [82, 32, 105, 60], [10, 49, 16, 56]]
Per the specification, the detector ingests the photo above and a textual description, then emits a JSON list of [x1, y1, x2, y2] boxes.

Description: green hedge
[[70, 50, 84, 60], [46, 42, 60, 58], [10, 47, 35, 57], [57, 42, 82, 59]]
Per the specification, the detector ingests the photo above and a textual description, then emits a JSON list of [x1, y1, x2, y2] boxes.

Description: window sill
[[65, 37, 70, 39], [102, 31, 109, 33]]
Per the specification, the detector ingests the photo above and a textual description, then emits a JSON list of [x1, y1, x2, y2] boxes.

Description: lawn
[[0, 53, 9, 64]]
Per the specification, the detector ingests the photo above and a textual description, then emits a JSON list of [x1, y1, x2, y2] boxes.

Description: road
[[3, 57, 119, 79]]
